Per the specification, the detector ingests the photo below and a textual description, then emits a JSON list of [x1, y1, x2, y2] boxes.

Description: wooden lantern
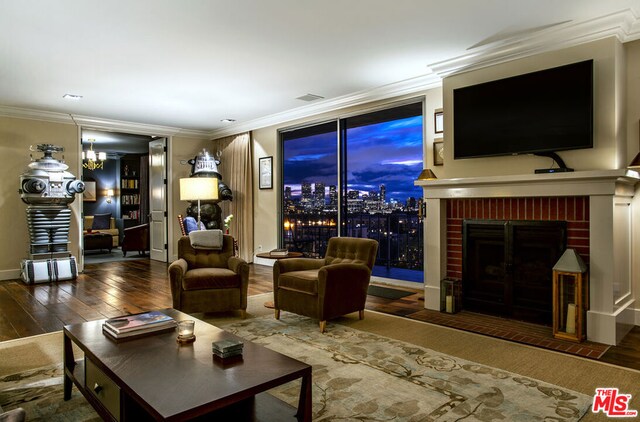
[[440, 278, 462, 314], [552, 249, 588, 342]]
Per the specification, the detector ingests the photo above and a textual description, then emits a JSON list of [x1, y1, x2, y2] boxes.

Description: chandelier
[[82, 139, 107, 170]]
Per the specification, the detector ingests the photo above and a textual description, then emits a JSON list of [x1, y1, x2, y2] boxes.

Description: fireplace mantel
[[416, 169, 639, 345], [416, 169, 639, 199]]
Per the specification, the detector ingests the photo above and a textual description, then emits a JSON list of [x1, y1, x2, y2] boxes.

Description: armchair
[[273, 236, 379, 332], [168, 234, 249, 316], [121, 223, 150, 256]]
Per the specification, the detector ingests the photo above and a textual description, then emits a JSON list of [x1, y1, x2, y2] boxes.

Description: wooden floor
[[1, 258, 638, 371]]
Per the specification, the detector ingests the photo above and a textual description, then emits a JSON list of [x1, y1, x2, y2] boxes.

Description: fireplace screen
[[462, 220, 567, 325]]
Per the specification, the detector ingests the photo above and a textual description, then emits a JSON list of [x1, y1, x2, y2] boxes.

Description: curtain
[[212, 132, 253, 262], [139, 154, 149, 224]]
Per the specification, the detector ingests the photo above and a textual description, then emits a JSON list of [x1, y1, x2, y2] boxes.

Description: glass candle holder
[[177, 320, 195, 343]]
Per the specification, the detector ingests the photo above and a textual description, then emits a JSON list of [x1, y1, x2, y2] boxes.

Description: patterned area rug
[[0, 314, 591, 421]]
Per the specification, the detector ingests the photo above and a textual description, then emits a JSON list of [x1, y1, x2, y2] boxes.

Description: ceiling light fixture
[[296, 93, 324, 102], [220, 119, 236, 123], [82, 139, 107, 171], [63, 93, 83, 100]]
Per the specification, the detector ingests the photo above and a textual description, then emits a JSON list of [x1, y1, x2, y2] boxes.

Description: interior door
[[149, 138, 167, 262]]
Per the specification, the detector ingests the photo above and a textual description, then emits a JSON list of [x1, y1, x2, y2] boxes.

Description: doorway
[[80, 130, 167, 266]]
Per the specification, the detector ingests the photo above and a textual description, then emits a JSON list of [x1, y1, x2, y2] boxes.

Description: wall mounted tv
[[453, 60, 593, 163]]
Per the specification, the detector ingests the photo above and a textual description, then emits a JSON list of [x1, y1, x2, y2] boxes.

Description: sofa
[[0, 404, 25, 422], [83, 214, 119, 247]]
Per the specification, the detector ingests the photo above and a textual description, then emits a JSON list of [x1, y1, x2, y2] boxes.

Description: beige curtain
[[212, 132, 254, 262]]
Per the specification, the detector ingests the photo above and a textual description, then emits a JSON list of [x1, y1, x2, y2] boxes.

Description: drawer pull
[[93, 383, 103, 394]]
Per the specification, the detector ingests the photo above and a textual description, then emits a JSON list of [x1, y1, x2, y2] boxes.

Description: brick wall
[[446, 196, 590, 279]]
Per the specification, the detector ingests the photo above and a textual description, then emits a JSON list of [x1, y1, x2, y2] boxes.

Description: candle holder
[[440, 278, 462, 314], [177, 320, 196, 344]]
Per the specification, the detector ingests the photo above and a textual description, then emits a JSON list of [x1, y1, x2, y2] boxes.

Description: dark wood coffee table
[[63, 309, 312, 421]]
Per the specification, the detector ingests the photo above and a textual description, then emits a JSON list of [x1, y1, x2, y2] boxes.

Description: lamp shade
[[180, 177, 219, 201], [106, 189, 114, 197], [629, 151, 640, 169]]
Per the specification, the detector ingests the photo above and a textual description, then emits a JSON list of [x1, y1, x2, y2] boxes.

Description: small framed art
[[433, 141, 444, 166], [434, 109, 444, 134], [83, 180, 97, 201], [259, 156, 273, 189]]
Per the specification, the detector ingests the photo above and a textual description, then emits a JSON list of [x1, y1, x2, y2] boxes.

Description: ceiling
[[1, 1, 639, 137]]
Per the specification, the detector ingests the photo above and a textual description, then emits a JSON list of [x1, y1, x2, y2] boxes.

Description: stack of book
[[212, 339, 244, 359], [269, 248, 288, 257], [102, 311, 176, 340]]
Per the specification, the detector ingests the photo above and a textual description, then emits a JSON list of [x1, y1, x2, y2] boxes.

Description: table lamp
[[180, 177, 219, 230]]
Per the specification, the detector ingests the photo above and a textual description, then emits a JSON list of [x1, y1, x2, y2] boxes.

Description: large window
[[281, 102, 424, 283]]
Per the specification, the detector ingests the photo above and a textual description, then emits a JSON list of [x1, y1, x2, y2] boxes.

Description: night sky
[[283, 115, 423, 203]]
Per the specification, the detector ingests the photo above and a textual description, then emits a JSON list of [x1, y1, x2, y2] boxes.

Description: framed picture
[[433, 141, 444, 166], [434, 109, 444, 134], [259, 156, 273, 189], [83, 181, 97, 202]]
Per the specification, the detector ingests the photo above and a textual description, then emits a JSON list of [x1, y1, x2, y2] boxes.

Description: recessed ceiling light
[[296, 93, 324, 102], [63, 94, 83, 100], [220, 119, 236, 123]]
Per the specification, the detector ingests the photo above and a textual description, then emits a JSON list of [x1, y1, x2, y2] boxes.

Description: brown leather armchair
[[168, 235, 249, 316], [273, 237, 379, 332], [121, 223, 150, 256]]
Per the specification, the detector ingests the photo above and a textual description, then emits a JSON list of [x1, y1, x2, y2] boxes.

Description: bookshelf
[[120, 156, 141, 224]]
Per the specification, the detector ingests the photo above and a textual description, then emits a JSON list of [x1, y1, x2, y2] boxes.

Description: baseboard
[[0, 268, 21, 281]]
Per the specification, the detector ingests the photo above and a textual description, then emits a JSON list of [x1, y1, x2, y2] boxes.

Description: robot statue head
[[19, 144, 85, 205]]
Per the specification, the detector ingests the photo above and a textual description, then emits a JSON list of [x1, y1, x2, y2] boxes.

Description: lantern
[[552, 249, 588, 342], [440, 279, 462, 314]]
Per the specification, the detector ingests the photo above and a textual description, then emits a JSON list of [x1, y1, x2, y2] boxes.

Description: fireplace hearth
[[462, 219, 567, 325]]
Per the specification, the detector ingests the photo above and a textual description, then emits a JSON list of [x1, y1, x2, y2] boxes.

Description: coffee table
[[63, 309, 312, 421]]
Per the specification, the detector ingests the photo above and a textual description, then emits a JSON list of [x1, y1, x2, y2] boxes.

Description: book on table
[[102, 322, 176, 340], [269, 248, 289, 257], [103, 311, 176, 339]]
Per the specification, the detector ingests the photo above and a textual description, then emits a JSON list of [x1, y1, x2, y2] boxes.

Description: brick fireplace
[[416, 170, 638, 345]]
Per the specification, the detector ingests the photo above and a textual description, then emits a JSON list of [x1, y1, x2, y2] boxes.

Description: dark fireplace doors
[[462, 220, 567, 325]]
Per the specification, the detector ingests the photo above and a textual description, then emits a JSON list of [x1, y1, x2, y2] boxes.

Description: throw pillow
[[183, 216, 198, 234], [92, 213, 112, 230]]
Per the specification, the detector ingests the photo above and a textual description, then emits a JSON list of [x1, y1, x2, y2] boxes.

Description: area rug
[[0, 313, 592, 421], [367, 284, 414, 300]]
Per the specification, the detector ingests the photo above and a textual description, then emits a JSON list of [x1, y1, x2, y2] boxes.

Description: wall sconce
[[106, 189, 114, 203]]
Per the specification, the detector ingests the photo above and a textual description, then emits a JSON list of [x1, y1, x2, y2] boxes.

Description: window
[[281, 101, 424, 283]]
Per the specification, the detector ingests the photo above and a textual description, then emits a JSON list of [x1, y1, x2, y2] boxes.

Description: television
[[453, 60, 593, 166]]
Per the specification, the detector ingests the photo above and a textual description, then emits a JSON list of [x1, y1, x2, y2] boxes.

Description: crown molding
[[0, 105, 74, 124], [207, 72, 443, 139], [429, 8, 640, 77], [0, 105, 210, 139], [72, 114, 209, 139]]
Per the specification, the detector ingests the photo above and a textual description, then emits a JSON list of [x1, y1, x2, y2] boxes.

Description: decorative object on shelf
[[434, 108, 443, 134], [82, 138, 107, 171], [552, 249, 588, 342], [434, 140, 444, 166], [106, 188, 114, 203], [224, 214, 234, 234], [176, 319, 196, 344], [259, 156, 273, 189], [180, 177, 219, 230], [417, 168, 437, 180], [440, 278, 462, 314]]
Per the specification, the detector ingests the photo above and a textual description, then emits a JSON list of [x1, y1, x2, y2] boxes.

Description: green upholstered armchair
[[168, 235, 249, 317], [273, 236, 379, 332]]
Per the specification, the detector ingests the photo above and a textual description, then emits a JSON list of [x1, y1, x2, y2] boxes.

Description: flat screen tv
[[453, 60, 593, 163]]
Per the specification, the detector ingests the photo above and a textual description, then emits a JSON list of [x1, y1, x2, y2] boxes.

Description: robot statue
[[183, 149, 232, 230], [18, 144, 85, 283]]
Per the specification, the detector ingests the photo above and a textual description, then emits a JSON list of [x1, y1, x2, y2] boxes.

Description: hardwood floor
[[1, 259, 638, 371]]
